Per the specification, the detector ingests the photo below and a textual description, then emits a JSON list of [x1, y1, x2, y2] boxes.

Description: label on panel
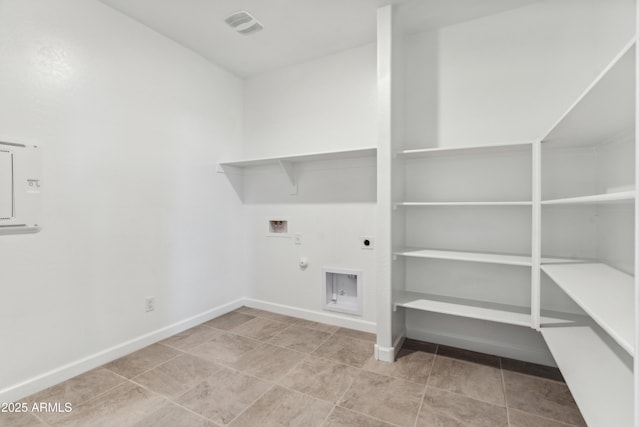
[[0, 150, 13, 220]]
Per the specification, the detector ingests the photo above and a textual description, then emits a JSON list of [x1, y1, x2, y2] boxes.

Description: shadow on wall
[[222, 156, 377, 204]]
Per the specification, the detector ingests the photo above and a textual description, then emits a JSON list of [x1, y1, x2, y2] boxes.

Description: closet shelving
[[536, 39, 636, 427], [394, 248, 577, 267], [392, 140, 536, 326]]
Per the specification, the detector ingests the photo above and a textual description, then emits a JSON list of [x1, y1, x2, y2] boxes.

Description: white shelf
[[217, 147, 376, 197], [394, 248, 578, 267], [396, 201, 532, 207], [541, 323, 633, 427], [542, 191, 635, 205], [541, 39, 635, 147], [393, 291, 532, 327], [541, 263, 634, 355], [218, 147, 376, 168], [397, 141, 533, 158]]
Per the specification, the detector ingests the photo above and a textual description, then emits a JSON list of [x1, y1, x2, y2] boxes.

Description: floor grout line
[[413, 344, 438, 427], [499, 357, 511, 427]]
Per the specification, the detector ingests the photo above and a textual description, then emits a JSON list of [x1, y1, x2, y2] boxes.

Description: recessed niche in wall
[[323, 268, 362, 316], [267, 218, 289, 237]]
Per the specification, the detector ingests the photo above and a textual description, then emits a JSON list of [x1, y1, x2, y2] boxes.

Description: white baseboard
[[406, 328, 557, 367], [374, 333, 405, 362], [243, 298, 376, 333], [0, 298, 245, 404]]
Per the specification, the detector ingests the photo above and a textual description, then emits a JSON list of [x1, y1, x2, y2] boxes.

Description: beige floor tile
[[335, 327, 376, 343], [25, 366, 124, 406], [23, 367, 125, 424], [229, 386, 332, 427], [292, 318, 340, 333], [363, 348, 435, 384], [189, 332, 261, 365], [132, 354, 222, 399], [278, 355, 359, 403], [312, 334, 373, 368], [132, 402, 217, 427], [503, 371, 585, 426], [0, 412, 46, 427], [161, 324, 221, 351], [509, 409, 576, 427], [205, 312, 255, 331], [254, 311, 298, 323], [50, 382, 165, 427], [338, 370, 424, 427], [235, 307, 271, 317], [230, 317, 290, 341], [428, 356, 505, 406], [322, 407, 394, 427], [175, 368, 270, 425], [104, 343, 182, 379], [416, 387, 508, 427], [230, 343, 306, 381], [267, 325, 331, 353]]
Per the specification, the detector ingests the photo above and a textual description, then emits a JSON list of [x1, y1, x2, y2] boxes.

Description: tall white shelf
[[536, 39, 637, 427], [379, 3, 638, 425]]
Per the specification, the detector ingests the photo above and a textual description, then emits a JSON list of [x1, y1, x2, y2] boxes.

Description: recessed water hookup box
[[323, 268, 362, 316]]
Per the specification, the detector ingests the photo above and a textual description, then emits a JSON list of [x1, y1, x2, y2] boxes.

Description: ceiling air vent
[[224, 11, 264, 35]]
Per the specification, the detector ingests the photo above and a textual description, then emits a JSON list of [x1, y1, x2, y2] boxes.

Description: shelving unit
[[395, 201, 532, 207], [541, 322, 633, 427], [379, 3, 637, 424], [393, 291, 532, 326], [541, 263, 634, 355], [397, 141, 534, 158], [394, 248, 579, 267], [542, 191, 635, 205], [218, 147, 376, 199], [536, 39, 637, 427]]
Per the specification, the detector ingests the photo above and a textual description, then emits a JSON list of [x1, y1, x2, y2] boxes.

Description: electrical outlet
[[145, 297, 155, 312], [294, 233, 302, 245], [360, 236, 374, 249]]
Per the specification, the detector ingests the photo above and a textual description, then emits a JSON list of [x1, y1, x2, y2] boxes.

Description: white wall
[[0, 0, 246, 401], [403, 0, 636, 149], [241, 44, 378, 328]]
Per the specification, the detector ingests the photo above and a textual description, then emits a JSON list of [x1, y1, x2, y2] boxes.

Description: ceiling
[[99, 0, 540, 78]]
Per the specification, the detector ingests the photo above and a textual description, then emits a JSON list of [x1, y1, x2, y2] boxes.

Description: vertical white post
[[375, 4, 394, 360], [634, 3, 639, 424], [531, 140, 542, 330]]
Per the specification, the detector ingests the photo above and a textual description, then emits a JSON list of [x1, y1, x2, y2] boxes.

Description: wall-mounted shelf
[[395, 201, 532, 208], [541, 263, 634, 355], [397, 141, 533, 159], [541, 191, 635, 205], [541, 322, 633, 427], [541, 39, 635, 147], [394, 248, 578, 267], [217, 147, 376, 199], [393, 291, 532, 326]]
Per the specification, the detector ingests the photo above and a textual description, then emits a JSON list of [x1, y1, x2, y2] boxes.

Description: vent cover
[[224, 11, 264, 35]]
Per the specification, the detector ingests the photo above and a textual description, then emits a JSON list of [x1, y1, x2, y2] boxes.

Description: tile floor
[[1, 307, 586, 427]]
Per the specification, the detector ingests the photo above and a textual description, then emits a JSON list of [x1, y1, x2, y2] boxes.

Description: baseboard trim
[[406, 328, 556, 367], [0, 298, 245, 404], [243, 298, 376, 333], [375, 333, 405, 362]]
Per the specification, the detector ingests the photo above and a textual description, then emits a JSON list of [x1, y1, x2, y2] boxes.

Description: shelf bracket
[[278, 160, 298, 195], [217, 164, 245, 202]]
